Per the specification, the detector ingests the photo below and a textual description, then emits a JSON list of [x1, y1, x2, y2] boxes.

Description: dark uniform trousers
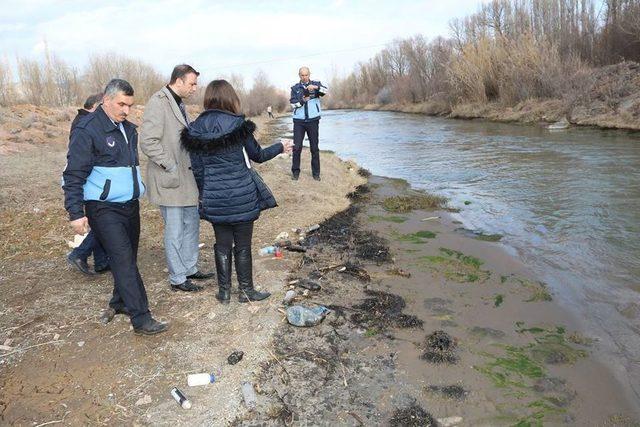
[[85, 200, 151, 328], [292, 120, 320, 177]]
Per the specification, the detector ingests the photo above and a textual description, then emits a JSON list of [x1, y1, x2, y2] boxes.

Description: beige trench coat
[[139, 87, 199, 206]]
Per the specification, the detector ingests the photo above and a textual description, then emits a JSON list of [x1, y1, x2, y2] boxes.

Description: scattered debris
[[438, 416, 464, 426], [283, 290, 297, 305], [77, 341, 85, 347], [135, 394, 152, 406], [389, 404, 437, 426], [422, 330, 458, 364], [259, 246, 277, 256], [386, 267, 411, 278], [421, 216, 440, 221], [241, 382, 257, 411], [291, 278, 321, 291], [276, 231, 289, 240], [351, 289, 423, 330], [170, 387, 192, 409], [338, 262, 371, 282], [227, 351, 244, 365], [187, 372, 216, 386], [357, 167, 371, 177], [425, 384, 469, 400], [286, 305, 331, 327]]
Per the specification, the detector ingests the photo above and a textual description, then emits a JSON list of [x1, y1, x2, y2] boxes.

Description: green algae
[[382, 192, 448, 213], [416, 247, 490, 283], [368, 214, 409, 223]]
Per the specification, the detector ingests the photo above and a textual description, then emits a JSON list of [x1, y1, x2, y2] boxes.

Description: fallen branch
[[34, 411, 70, 427]]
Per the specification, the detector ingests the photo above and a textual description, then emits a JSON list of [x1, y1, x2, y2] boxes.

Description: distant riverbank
[[327, 61, 640, 131]]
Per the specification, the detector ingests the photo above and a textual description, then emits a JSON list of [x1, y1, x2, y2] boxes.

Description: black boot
[[214, 244, 232, 304], [235, 247, 270, 302]]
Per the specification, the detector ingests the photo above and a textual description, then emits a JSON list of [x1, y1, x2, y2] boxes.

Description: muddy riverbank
[[235, 175, 639, 426]]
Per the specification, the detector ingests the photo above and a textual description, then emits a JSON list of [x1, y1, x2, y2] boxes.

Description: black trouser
[[85, 200, 151, 328], [292, 120, 320, 177], [213, 221, 254, 251]]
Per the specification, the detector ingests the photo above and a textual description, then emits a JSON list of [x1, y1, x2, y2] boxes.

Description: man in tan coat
[[140, 64, 212, 292]]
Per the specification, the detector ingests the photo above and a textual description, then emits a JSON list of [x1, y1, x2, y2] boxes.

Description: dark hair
[[203, 80, 241, 114], [83, 93, 103, 109], [104, 79, 134, 97], [170, 64, 200, 84]]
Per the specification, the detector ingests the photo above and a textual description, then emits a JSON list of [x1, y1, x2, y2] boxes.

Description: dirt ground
[[1, 106, 639, 426], [0, 109, 364, 425]]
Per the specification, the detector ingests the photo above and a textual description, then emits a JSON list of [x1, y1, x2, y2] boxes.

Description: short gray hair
[[103, 79, 134, 98]]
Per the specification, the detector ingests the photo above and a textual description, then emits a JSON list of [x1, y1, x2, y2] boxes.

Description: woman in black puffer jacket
[[182, 80, 293, 304]]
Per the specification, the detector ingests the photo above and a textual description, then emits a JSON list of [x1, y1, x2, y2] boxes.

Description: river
[[279, 109, 640, 396]]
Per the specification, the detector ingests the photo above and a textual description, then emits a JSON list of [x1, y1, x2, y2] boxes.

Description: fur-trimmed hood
[[182, 109, 256, 153]]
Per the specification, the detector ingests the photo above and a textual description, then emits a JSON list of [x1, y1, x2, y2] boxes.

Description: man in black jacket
[[62, 79, 168, 336], [70, 93, 103, 130], [66, 93, 109, 276]]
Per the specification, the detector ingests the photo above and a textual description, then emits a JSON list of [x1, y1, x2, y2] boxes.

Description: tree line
[[326, 0, 640, 109], [0, 47, 288, 117]]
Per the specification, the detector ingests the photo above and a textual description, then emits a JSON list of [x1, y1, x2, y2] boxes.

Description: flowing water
[[279, 110, 640, 398]]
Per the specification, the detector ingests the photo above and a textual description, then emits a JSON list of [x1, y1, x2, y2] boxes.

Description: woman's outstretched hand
[[282, 138, 294, 154]]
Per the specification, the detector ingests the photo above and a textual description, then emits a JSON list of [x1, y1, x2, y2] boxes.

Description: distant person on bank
[[66, 93, 110, 276], [63, 79, 168, 336], [140, 64, 213, 293], [182, 80, 293, 303], [267, 105, 274, 119], [289, 66, 327, 181]]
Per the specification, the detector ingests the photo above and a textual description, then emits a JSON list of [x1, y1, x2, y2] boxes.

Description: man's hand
[[306, 84, 318, 91], [303, 96, 310, 102], [282, 139, 294, 154], [70, 217, 89, 235]]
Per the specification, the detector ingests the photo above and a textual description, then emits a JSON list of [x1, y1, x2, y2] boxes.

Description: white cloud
[[2, 0, 489, 90]]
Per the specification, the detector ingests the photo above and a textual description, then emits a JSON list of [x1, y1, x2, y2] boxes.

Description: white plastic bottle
[[241, 382, 257, 410], [187, 373, 216, 387]]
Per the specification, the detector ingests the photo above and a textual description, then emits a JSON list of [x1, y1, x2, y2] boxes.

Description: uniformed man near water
[[62, 79, 168, 336], [289, 66, 327, 181]]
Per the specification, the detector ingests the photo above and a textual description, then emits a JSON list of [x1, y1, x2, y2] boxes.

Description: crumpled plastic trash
[[286, 305, 330, 327]]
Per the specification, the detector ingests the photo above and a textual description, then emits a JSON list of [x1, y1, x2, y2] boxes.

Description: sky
[[0, 0, 491, 91]]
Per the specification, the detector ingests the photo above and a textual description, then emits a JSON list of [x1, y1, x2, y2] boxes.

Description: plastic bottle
[[258, 246, 276, 256], [286, 305, 331, 327], [170, 387, 192, 409], [187, 372, 216, 387], [241, 382, 257, 410]]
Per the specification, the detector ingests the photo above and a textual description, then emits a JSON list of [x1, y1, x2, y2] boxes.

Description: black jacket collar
[[95, 105, 135, 134], [182, 110, 255, 153]]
